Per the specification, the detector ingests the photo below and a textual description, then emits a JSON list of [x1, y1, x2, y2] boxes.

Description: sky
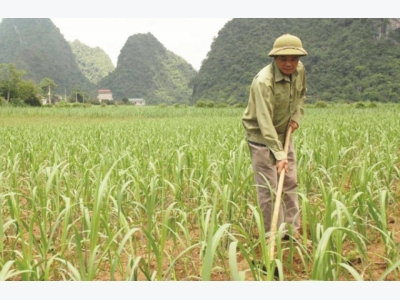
[[51, 18, 232, 71]]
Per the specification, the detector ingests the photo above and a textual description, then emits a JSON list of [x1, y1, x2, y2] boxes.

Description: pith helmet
[[268, 34, 308, 57]]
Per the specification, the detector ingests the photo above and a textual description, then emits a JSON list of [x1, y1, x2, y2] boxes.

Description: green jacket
[[242, 60, 307, 161]]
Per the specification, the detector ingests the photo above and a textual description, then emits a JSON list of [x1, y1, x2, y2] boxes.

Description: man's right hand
[[276, 159, 289, 175]]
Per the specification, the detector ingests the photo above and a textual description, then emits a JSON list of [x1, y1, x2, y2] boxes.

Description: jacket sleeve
[[253, 78, 286, 161]]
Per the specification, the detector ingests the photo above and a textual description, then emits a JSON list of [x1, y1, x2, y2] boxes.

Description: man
[[242, 33, 308, 240]]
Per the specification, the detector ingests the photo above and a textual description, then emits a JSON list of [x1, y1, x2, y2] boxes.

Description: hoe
[[268, 127, 292, 263]]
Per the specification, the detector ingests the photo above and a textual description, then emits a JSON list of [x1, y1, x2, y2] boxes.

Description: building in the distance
[[97, 89, 113, 102], [129, 98, 146, 106]]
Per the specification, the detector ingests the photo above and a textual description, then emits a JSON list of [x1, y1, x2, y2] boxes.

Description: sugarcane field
[[0, 102, 400, 281]]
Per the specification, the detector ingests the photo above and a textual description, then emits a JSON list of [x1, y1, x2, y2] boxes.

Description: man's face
[[274, 55, 300, 75]]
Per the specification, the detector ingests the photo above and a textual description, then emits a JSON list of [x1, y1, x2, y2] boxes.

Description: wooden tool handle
[[268, 128, 292, 259]]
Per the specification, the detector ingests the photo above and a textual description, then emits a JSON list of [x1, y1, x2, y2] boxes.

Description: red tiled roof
[[98, 89, 112, 94]]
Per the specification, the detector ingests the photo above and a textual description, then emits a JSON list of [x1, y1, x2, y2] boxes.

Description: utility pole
[[6, 68, 10, 102], [48, 84, 51, 105]]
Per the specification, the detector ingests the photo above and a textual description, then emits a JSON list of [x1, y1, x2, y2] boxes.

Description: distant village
[[97, 89, 145, 106]]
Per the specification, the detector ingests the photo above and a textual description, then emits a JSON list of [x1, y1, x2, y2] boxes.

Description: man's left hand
[[290, 121, 299, 132]]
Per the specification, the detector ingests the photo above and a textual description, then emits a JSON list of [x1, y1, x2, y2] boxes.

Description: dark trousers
[[248, 141, 300, 233]]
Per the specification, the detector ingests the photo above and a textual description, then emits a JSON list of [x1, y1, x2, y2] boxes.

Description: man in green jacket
[[242, 33, 308, 240]]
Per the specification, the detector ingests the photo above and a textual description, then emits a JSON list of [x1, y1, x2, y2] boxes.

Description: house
[[97, 89, 113, 102], [129, 98, 146, 106]]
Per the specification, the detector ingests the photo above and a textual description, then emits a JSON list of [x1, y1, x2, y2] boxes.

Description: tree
[[19, 80, 41, 106], [0, 64, 26, 101], [0, 64, 40, 106], [69, 87, 85, 103], [39, 77, 57, 104]]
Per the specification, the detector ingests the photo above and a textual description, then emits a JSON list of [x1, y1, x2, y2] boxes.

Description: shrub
[[0, 96, 7, 106], [215, 103, 228, 108], [195, 100, 215, 108], [10, 98, 26, 107], [315, 100, 328, 108], [195, 100, 207, 108], [205, 100, 215, 108], [89, 99, 101, 105], [355, 102, 366, 109], [56, 101, 71, 107], [24, 95, 42, 107], [101, 100, 115, 105]]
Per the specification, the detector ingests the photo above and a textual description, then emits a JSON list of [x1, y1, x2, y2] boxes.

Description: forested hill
[[192, 18, 400, 104], [0, 18, 94, 95], [98, 33, 197, 105], [70, 40, 115, 85]]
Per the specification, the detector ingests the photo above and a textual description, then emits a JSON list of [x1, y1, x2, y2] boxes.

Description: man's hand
[[276, 159, 289, 175], [276, 122, 296, 174], [289, 120, 299, 132]]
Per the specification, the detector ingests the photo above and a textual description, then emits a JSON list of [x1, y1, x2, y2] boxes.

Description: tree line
[[0, 63, 92, 106]]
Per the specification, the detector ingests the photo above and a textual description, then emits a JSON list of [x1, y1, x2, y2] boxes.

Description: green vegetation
[[192, 18, 400, 105], [70, 40, 115, 85], [98, 33, 197, 105], [0, 18, 94, 96], [0, 64, 41, 106], [0, 104, 399, 281]]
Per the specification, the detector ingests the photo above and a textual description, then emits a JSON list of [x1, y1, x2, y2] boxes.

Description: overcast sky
[[51, 18, 232, 71]]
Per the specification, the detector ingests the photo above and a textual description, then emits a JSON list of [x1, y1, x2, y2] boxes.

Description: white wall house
[[129, 98, 146, 106], [97, 89, 113, 102]]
